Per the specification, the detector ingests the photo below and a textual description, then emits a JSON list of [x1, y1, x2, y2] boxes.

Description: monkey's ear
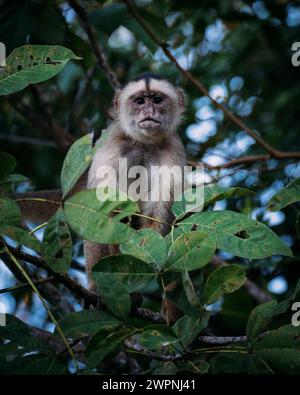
[[113, 90, 121, 113], [176, 88, 186, 114]]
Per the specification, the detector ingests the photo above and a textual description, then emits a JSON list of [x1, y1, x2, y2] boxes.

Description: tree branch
[[68, 0, 121, 91], [124, 0, 300, 162]]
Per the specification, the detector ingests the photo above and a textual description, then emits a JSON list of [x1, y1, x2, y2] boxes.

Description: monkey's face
[[114, 78, 186, 143]]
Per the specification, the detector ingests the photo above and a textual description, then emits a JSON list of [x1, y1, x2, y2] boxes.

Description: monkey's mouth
[[138, 118, 162, 128]]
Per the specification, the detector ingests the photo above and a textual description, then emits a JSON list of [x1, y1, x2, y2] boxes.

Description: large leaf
[[139, 325, 178, 349], [92, 254, 157, 293], [42, 208, 72, 273], [268, 178, 300, 211], [202, 265, 247, 305], [60, 134, 93, 198], [0, 45, 80, 96], [86, 327, 136, 368], [165, 231, 216, 272], [172, 185, 253, 220], [120, 229, 167, 270], [61, 130, 109, 198], [0, 151, 16, 180], [179, 210, 293, 259], [64, 189, 138, 244], [56, 310, 122, 339], [246, 301, 279, 343], [173, 314, 210, 347], [0, 196, 21, 226], [92, 255, 156, 318], [0, 225, 40, 252], [254, 324, 300, 374]]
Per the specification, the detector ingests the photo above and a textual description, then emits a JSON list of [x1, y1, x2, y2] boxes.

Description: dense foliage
[[0, 0, 300, 375]]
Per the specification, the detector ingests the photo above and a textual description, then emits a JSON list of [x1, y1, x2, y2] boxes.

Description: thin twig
[[0, 276, 56, 295]]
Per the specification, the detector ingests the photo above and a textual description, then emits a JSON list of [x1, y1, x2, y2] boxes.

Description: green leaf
[[88, 3, 127, 35], [165, 231, 216, 272], [172, 188, 204, 221], [42, 208, 72, 273], [203, 265, 247, 305], [120, 229, 167, 269], [61, 134, 93, 198], [0, 45, 81, 96], [139, 325, 178, 349], [56, 310, 122, 339], [92, 255, 156, 318], [204, 185, 254, 206], [173, 314, 210, 346], [1, 355, 67, 375], [86, 327, 135, 368], [268, 178, 300, 211], [64, 189, 138, 244], [254, 324, 300, 374], [0, 225, 40, 252], [172, 185, 253, 220], [181, 270, 204, 311], [296, 211, 300, 239], [61, 130, 110, 198], [150, 361, 178, 375], [0, 174, 28, 186], [0, 314, 31, 340], [93, 275, 130, 319], [0, 151, 16, 180], [0, 196, 21, 226], [92, 254, 157, 293], [180, 210, 293, 259], [246, 301, 279, 343]]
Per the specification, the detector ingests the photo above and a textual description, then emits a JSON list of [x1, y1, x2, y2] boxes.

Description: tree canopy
[[0, 0, 300, 375]]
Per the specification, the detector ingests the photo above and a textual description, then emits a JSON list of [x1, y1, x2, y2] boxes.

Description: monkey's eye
[[153, 96, 163, 104], [134, 97, 145, 105]]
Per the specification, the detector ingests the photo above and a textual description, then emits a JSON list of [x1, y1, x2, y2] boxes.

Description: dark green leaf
[[268, 178, 300, 211], [0, 225, 40, 252], [0, 196, 20, 226], [42, 208, 72, 273], [88, 4, 127, 35], [0, 151, 16, 180], [254, 324, 300, 374], [203, 265, 246, 305], [56, 310, 122, 339], [86, 327, 135, 368]]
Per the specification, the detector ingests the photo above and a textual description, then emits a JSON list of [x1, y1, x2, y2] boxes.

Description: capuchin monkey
[[85, 73, 187, 292], [17, 73, 187, 320]]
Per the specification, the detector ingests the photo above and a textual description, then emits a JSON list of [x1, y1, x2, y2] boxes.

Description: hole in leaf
[[234, 230, 250, 239], [54, 249, 63, 258]]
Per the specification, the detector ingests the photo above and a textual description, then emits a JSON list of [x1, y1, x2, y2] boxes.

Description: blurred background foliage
[[0, 0, 300, 335]]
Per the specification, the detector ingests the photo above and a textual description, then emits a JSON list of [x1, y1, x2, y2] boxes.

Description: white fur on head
[[114, 77, 186, 142]]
